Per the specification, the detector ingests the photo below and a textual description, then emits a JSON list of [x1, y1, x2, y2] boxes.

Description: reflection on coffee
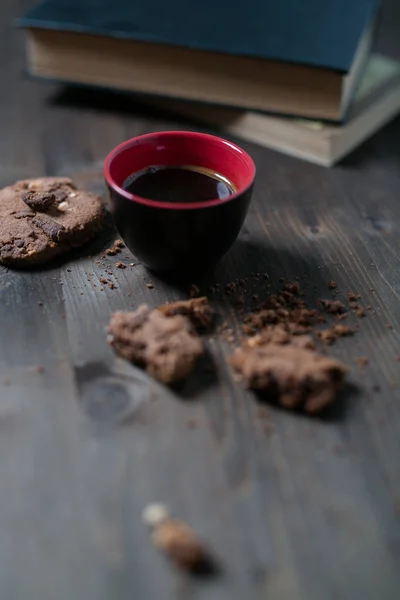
[[122, 165, 236, 203]]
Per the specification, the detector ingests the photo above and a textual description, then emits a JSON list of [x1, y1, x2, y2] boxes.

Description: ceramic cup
[[104, 131, 256, 275]]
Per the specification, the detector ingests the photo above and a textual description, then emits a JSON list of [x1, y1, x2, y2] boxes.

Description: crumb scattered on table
[[356, 356, 369, 366], [158, 297, 212, 331], [142, 503, 212, 573]]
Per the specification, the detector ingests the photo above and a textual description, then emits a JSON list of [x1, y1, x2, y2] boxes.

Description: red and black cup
[[104, 131, 256, 275]]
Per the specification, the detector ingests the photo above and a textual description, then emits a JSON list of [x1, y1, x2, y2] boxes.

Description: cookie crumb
[[337, 313, 348, 321], [356, 307, 366, 318], [158, 297, 212, 331], [284, 282, 300, 295], [108, 282, 116, 290], [146, 283, 154, 289], [114, 239, 125, 249], [129, 263, 135, 267], [105, 248, 116, 256], [328, 280, 337, 289], [319, 299, 346, 315], [143, 504, 212, 573], [356, 356, 369, 366], [317, 324, 354, 345], [116, 262, 126, 269]]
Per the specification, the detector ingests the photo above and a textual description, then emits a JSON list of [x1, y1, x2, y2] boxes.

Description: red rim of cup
[[104, 131, 256, 211]]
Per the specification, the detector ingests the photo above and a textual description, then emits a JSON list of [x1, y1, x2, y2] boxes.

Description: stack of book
[[20, 0, 400, 166]]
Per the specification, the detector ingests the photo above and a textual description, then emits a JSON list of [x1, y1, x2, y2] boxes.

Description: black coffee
[[122, 165, 236, 203]]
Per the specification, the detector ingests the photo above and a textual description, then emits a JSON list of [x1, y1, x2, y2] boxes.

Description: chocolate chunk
[[23, 191, 56, 211], [54, 190, 68, 203], [13, 210, 34, 219], [32, 215, 67, 243]]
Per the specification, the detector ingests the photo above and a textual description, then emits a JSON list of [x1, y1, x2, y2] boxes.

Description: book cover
[[20, 0, 379, 72]]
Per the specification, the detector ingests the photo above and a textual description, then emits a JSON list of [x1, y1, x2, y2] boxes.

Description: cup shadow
[[155, 235, 340, 311]]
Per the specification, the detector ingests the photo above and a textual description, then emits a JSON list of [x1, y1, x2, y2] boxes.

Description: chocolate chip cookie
[[0, 177, 105, 267]]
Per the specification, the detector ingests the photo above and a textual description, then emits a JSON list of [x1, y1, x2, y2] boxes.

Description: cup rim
[[104, 131, 256, 210]]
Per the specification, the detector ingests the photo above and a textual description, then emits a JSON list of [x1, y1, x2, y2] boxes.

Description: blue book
[[19, 0, 380, 121]]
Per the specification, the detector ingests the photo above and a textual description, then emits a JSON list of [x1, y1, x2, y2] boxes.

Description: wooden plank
[[0, 1, 399, 599]]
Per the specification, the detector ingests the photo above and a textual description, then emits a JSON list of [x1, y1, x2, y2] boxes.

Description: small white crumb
[[57, 201, 69, 212], [69, 192, 77, 198], [142, 503, 169, 528]]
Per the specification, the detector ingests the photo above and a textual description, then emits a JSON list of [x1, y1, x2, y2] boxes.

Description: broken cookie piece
[[231, 340, 346, 414], [158, 297, 213, 331], [143, 504, 212, 573], [107, 305, 204, 384]]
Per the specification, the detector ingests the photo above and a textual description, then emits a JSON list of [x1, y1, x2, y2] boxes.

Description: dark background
[[0, 1, 400, 600]]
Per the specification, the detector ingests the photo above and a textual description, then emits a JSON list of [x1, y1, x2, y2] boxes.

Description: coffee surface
[[122, 166, 236, 203]]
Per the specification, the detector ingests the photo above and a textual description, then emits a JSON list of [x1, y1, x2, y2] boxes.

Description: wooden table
[[1, 1, 400, 599]]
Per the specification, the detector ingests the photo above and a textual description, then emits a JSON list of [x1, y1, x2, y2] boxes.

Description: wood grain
[[0, 1, 399, 599]]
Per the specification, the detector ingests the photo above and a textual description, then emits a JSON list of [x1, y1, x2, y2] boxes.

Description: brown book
[[148, 55, 400, 167]]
